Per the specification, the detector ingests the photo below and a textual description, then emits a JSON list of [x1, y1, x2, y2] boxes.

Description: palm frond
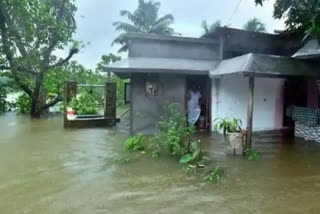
[[153, 14, 174, 26], [201, 20, 209, 34], [117, 44, 129, 53], [113, 21, 140, 33], [243, 18, 266, 32], [120, 10, 136, 23], [111, 33, 127, 46]]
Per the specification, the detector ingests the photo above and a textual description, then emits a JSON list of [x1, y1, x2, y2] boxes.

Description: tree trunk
[[30, 73, 44, 118]]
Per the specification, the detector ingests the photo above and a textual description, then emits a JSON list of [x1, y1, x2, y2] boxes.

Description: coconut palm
[[201, 20, 222, 35], [243, 18, 266, 32], [112, 0, 177, 53]]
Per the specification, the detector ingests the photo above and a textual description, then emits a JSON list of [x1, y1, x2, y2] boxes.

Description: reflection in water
[[1, 112, 320, 214]]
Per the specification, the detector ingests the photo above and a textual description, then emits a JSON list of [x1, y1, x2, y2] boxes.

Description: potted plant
[[214, 118, 244, 155]]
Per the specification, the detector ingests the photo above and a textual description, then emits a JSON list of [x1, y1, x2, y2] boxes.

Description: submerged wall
[[131, 73, 186, 135], [211, 76, 285, 132]]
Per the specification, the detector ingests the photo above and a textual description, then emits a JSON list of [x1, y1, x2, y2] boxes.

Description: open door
[[186, 75, 211, 131]]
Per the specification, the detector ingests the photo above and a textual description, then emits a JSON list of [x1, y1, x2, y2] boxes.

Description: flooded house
[[104, 27, 320, 144]]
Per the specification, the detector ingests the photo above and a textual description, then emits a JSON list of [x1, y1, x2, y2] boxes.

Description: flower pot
[[227, 132, 244, 155]]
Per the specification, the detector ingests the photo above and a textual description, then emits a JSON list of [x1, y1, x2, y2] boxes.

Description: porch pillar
[[246, 76, 255, 150]]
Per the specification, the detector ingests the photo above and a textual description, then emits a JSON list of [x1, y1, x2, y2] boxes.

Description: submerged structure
[[104, 27, 320, 147]]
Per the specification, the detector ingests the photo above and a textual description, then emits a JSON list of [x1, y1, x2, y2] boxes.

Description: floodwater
[[1, 113, 320, 214]]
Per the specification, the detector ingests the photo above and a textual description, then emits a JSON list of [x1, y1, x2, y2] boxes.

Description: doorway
[[283, 79, 308, 127], [186, 75, 211, 131]]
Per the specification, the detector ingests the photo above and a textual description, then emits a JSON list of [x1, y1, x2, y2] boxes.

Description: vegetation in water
[[151, 103, 195, 157], [125, 134, 146, 152], [124, 103, 223, 183], [214, 118, 242, 138], [247, 149, 261, 161], [204, 166, 224, 182]]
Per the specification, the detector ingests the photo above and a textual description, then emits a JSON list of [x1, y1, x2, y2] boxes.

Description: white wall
[[211, 76, 284, 132]]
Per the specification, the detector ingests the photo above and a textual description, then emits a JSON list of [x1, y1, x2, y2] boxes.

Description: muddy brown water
[[1, 113, 320, 214]]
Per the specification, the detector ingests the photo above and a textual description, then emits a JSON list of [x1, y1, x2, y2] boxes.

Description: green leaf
[[179, 154, 193, 164], [192, 147, 200, 160]]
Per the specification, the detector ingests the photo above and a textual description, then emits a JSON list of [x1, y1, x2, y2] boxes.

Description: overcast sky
[[70, 0, 285, 69]]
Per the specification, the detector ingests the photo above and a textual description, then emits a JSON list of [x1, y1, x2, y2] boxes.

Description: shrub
[[153, 103, 195, 157], [204, 166, 224, 182], [125, 134, 146, 151], [69, 90, 102, 115], [247, 149, 261, 160]]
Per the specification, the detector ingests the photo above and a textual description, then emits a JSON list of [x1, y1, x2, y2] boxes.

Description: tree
[[112, 0, 177, 52], [0, 0, 79, 118], [243, 18, 266, 32], [254, 0, 320, 40], [201, 20, 222, 35], [96, 53, 128, 107], [96, 53, 121, 73]]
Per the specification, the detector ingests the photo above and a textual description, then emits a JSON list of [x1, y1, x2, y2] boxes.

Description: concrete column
[[246, 77, 255, 150], [105, 82, 117, 125]]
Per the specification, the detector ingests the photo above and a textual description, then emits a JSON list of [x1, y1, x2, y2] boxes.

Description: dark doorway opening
[[186, 75, 211, 131], [283, 79, 308, 128]]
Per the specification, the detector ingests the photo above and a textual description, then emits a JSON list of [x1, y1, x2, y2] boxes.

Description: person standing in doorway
[[188, 85, 201, 126]]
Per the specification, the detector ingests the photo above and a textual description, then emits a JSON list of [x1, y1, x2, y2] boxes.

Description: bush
[[125, 134, 146, 151], [69, 90, 102, 115], [152, 103, 195, 157], [122, 103, 224, 183], [204, 166, 224, 182], [247, 149, 261, 160]]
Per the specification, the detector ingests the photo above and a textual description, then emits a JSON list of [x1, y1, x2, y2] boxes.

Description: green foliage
[[255, 0, 320, 40], [15, 93, 31, 114], [122, 103, 223, 183], [204, 166, 224, 182], [96, 53, 129, 107], [112, 0, 177, 52], [247, 149, 261, 160], [0, 0, 78, 116], [154, 103, 195, 157], [214, 118, 242, 138], [179, 154, 194, 164], [125, 134, 146, 151], [179, 141, 201, 164], [243, 18, 266, 32], [0, 86, 7, 112], [96, 53, 121, 73], [69, 89, 103, 115]]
